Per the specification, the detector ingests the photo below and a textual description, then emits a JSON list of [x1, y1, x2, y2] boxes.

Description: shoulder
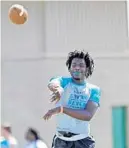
[[60, 76, 72, 88], [87, 82, 101, 93], [0, 137, 9, 146], [87, 82, 101, 105], [61, 76, 72, 82], [36, 140, 48, 148], [50, 76, 72, 88], [8, 136, 18, 145], [50, 76, 71, 81]]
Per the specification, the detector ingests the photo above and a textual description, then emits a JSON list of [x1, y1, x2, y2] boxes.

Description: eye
[[80, 64, 85, 68], [72, 64, 76, 67]]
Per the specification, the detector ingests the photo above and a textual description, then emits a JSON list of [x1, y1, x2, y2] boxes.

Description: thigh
[[51, 135, 73, 148], [74, 137, 95, 148]]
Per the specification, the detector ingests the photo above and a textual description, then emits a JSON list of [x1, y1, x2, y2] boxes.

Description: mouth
[[73, 71, 81, 76]]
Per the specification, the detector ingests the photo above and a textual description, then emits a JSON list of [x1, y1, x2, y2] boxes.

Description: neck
[[29, 139, 36, 142], [4, 134, 11, 140], [72, 78, 85, 85]]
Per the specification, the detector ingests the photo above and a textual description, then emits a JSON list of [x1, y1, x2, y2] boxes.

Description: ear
[[68, 68, 71, 72], [85, 68, 89, 78]]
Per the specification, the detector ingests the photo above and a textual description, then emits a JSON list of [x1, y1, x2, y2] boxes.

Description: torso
[[56, 80, 91, 134]]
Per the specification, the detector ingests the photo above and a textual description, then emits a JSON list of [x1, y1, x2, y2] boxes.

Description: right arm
[[48, 77, 64, 102]]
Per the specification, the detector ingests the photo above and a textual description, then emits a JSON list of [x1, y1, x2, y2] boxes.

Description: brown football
[[9, 4, 28, 25]]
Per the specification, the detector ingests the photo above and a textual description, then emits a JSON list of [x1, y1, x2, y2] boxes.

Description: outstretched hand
[[43, 107, 60, 120], [50, 90, 61, 103]]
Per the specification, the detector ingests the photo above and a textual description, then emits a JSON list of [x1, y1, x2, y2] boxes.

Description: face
[[69, 58, 86, 81], [25, 131, 35, 142], [1, 127, 8, 138]]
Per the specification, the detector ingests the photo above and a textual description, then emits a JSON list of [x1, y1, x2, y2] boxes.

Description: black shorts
[[51, 135, 95, 148]]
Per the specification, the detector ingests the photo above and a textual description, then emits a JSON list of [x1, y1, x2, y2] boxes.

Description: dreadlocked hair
[[66, 50, 94, 78]]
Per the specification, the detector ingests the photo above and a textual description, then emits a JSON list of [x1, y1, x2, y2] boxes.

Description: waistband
[[56, 131, 88, 141]]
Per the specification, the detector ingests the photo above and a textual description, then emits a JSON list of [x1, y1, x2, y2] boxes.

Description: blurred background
[[1, 1, 129, 148]]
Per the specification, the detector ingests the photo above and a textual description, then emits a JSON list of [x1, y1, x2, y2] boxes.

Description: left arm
[[62, 101, 99, 121], [43, 87, 101, 121], [43, 101, 99, 121], [62, 86, 101, 121]]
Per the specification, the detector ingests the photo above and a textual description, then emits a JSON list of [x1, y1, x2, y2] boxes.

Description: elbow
[[84, 117, 91, 121], [84, 113, 92, 121], [86, 117, 92, 121]]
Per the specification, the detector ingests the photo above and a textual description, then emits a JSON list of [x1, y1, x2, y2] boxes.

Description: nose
[[75, 65, 80, 71]]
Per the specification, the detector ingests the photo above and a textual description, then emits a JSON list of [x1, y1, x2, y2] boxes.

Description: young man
[[43, 50, 101, 148]]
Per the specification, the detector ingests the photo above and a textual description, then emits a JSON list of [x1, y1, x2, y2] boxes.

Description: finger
[[49, 84, 59, 92], [50, 92, 55, 96], [51, 92, 59, 97], [45, 114, 52, 120], [48, 114, 53, 119], [43, 116, 47, 120], [50, 98, 56, 102], [46, 115, 49, 120], [55, 98, 60, 104], [43, 111, 52, 120], [51, 98, 59, 103], [44, 114, 50, 120], [54, 91, 60, 96], [43, 114, 48, 120], [50, 96, 58, 102], [43, 112, 50, 120], [50, 94, 56, 100], [54, 92, 61, 99], [50, 98, 57, 103]]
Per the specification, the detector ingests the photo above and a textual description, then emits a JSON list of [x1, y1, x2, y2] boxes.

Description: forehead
[[71, 58, 85, 64], [27, 130, 32, 134], [1, 127, 7, 132]]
